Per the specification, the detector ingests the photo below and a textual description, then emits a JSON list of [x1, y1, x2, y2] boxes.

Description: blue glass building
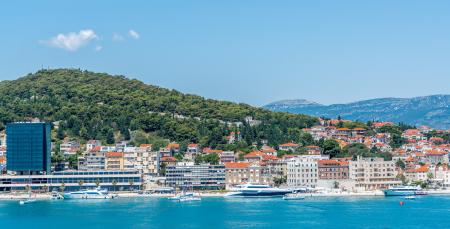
[[6, 122, 51, 174]]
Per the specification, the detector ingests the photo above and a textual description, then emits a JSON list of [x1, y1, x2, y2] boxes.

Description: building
[[318, 159, 349, 180], [78, 150, 105, 171], [59, 141, 81, 155], [224, 162, 273, 188], [404, 165, 430, 182], [105, 152, 124, 170], [165, 162, 225, 190], [287, 155, 327, 188], [219, 151, 235, 164], [6, 122, 51, 174], [86, 140, 102, 152], [0, 170, 141, 192], [279, 142, 300, 152], [349, 156, 401, 191]]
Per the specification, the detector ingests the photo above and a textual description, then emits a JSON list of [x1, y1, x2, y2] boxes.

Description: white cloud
[[128, 29, 140, 39], [94, 45, 102, 52], [42, 29, 98, 51], [112, 33, 124, 41]]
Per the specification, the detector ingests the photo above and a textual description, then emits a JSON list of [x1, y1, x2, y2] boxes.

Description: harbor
[[2, 195, 450, 228]]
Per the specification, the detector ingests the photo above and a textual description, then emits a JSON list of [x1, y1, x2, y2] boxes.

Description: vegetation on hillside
[[0, 69, 318, 151]]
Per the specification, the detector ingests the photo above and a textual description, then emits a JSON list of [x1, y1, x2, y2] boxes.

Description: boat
[[383, 186, 425, 196], [179, 193, 201, 202], [225, 184, 292, 197], [283, 193, 305, 200], [19, 199, 36, 205], [51, 191, 64, 200], [63, 186, 112, 199], [405, 196, 416, 200]]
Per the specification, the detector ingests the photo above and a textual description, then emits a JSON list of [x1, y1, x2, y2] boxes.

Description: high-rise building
[[6, 122, 51, 174]]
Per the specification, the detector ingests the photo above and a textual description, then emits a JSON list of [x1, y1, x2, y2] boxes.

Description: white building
[[349, 156, 401, 191], [287, 155, 328, 188]]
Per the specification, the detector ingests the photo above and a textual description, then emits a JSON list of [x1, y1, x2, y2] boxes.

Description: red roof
[[161, 156, 176, 162], [406, 166, 429, 173], [167, 143, 180, 149], [244, 151, 264, 158], [188, 144, 198, 148], [425, 150, 447, 156], [90, 146, 102, 152], [279, 142, 299, 147], [224, 162, 250, 169], [106, 152, 123, 157], [318, 159, 349, 166], [140, 144, 152, 148]]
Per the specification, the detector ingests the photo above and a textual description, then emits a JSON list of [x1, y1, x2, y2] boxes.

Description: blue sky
[[1, 1, 450, 106]]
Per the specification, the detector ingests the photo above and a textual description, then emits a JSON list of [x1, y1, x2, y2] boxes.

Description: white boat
[[226, 184, 292, 197], [283, 193, 305, 200], [63, 186, 111, 199], [383, 186, 425, 196], [179, 195, 202, 202], [19, 199, 36, 205], [51, 191, 64, 200]]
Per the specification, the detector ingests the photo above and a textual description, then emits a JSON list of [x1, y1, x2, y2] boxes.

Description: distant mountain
[[264, 95, 450, 129]]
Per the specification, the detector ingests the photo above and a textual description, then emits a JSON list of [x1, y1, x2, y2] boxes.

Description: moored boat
[[63, 186, 111, 199], [383, 186, 425, 196], [283, 193, 305, 200], [225, 184, 292, 197]]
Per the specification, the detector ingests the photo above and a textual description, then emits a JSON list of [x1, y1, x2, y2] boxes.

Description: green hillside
[[0, 69, 318, 149]]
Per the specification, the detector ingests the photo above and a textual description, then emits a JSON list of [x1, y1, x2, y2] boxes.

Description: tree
[[129, 180, 135, 191], [106, 128, 115, 144], [60, 182, 65, 192], [57, 126, 65, 140], [78, 180, 84, 190], [112, 180, 118, 192], [396, 159, 406, 170], [322, 139, 341, 158], [333, 181, 340, 189]]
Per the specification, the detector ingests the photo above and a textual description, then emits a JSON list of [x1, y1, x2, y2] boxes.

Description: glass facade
[[0, 170, 142, 192], [6, 122, 51, 174]]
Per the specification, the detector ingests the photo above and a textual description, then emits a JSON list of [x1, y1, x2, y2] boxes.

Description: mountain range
[[264, 95, 450, 129]]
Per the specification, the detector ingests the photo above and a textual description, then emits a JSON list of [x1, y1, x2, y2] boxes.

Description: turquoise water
[[1, 196, 449, 228]]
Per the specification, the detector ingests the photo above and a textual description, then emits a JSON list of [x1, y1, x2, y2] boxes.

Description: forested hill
[[0, 69, 317, 149]]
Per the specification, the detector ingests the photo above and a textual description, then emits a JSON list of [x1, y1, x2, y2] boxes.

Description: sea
[[1, 195, 449, 229]]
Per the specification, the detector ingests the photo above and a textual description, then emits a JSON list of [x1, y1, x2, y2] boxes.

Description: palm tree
[[95, 179, 101, 187], [42, 185, 49, 193], [78, 180, 84, 191], [129, 180, 134, 191], [112, 180, 117, 192], [60, 182, 65, 192]]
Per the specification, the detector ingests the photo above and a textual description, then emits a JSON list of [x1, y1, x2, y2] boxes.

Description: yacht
[[63, 186, 112, 199], [283, 193, 306, 200], [383, 186, 425, 196], [225, 184, 292, 197]]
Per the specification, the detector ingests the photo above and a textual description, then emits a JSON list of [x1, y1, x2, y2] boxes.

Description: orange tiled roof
[[279, 142, 299, 147], [224, 162, 250, 169], [161, 156, 176, 162], [140, 144, 152, 148], [425, 150, 447, 156], [106, 152, 123, 157], [406, 165, 429, 173], [167, 143, 180, 149]]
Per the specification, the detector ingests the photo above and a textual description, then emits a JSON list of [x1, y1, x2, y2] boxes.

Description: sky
[[1, 1, 450, 106]]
